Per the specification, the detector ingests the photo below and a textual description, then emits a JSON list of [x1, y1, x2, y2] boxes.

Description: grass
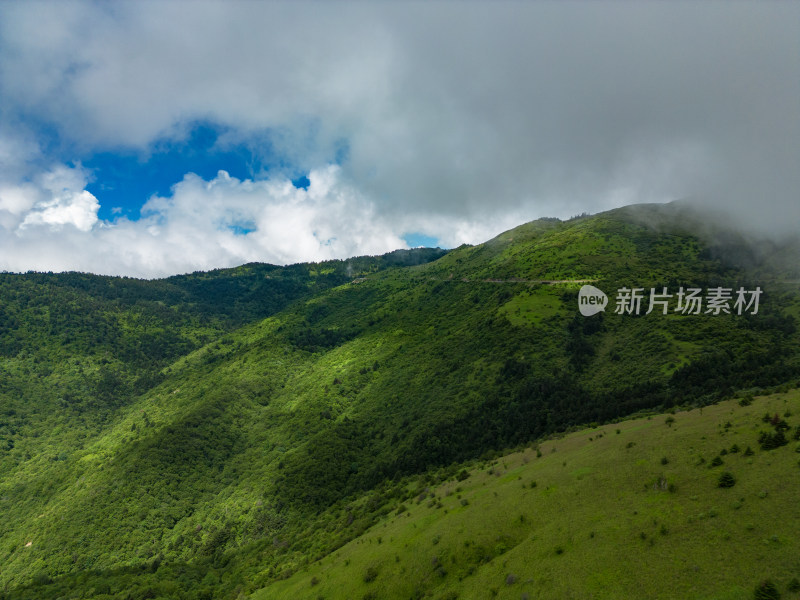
[[497, 288, 564, 326], [257, 389, 800, 600]]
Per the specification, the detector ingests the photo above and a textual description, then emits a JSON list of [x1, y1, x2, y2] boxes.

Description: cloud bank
[[1, 164, 519, 278], [0, 1, 797, 276]]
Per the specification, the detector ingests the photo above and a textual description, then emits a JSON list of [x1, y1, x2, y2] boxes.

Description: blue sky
[[84, 122, 262, 221], [0, 1, 797, 277], [80, 120, 431, 247]]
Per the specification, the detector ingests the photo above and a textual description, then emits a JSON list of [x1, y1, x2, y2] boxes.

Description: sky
[[0, 1, 797, 278]]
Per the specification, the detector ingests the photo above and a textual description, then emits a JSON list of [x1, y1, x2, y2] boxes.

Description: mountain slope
[[259, 389, 800, 600], [0, 202, 798, 598]]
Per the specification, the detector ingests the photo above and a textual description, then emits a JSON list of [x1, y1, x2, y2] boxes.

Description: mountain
[[0, 202, 798, 599], [258, 390, 800, 600]]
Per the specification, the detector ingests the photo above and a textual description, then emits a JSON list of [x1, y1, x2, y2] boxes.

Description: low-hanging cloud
[[0, 164, 515, 277], [0, 1, 797, 276]]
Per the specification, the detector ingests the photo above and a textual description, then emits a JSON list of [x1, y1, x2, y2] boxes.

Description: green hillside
[[0, 203, 798, 599], [260, 389, 800, 600]]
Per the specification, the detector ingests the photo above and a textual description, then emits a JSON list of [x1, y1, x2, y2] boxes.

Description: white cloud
[[0, 165, 420, 277], [16, 165, 100, 232], [0, 1, 798, 275], [19, 189, 99, 232], [0, 164, 99, 234], [0, 183, 40, 217]]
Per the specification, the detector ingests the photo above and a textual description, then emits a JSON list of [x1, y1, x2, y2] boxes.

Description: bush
[[718, 472, 736, 488], [759, 430, 788, 450], [710, 456, 724, 467], [363, 566, 379, 583], [753, 579, 781, 600], [787, 578, 800, 593]]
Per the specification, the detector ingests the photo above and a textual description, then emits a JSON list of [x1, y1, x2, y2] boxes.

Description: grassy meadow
[[260, 390, 800, 600]]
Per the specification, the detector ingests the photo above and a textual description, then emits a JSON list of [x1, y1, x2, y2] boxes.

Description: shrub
[[759, 430, 788, 450], [363, 566, 379, 583], [787, 578, 800, 592], [744, 446, 755, 456], [753, 579, 781, 600], [505, 573, 517, 585], [456, 469, 470, 481], [660, 456, 669, 465], [710, 456, 724, 467], [771, 415, 789, 430], [718, 472, 736, 488], [739, 395, 753, 406]]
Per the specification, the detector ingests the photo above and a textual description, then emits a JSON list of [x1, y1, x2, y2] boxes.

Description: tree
[[718, 472, 736, 488], [753, 579, 781, 600]]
